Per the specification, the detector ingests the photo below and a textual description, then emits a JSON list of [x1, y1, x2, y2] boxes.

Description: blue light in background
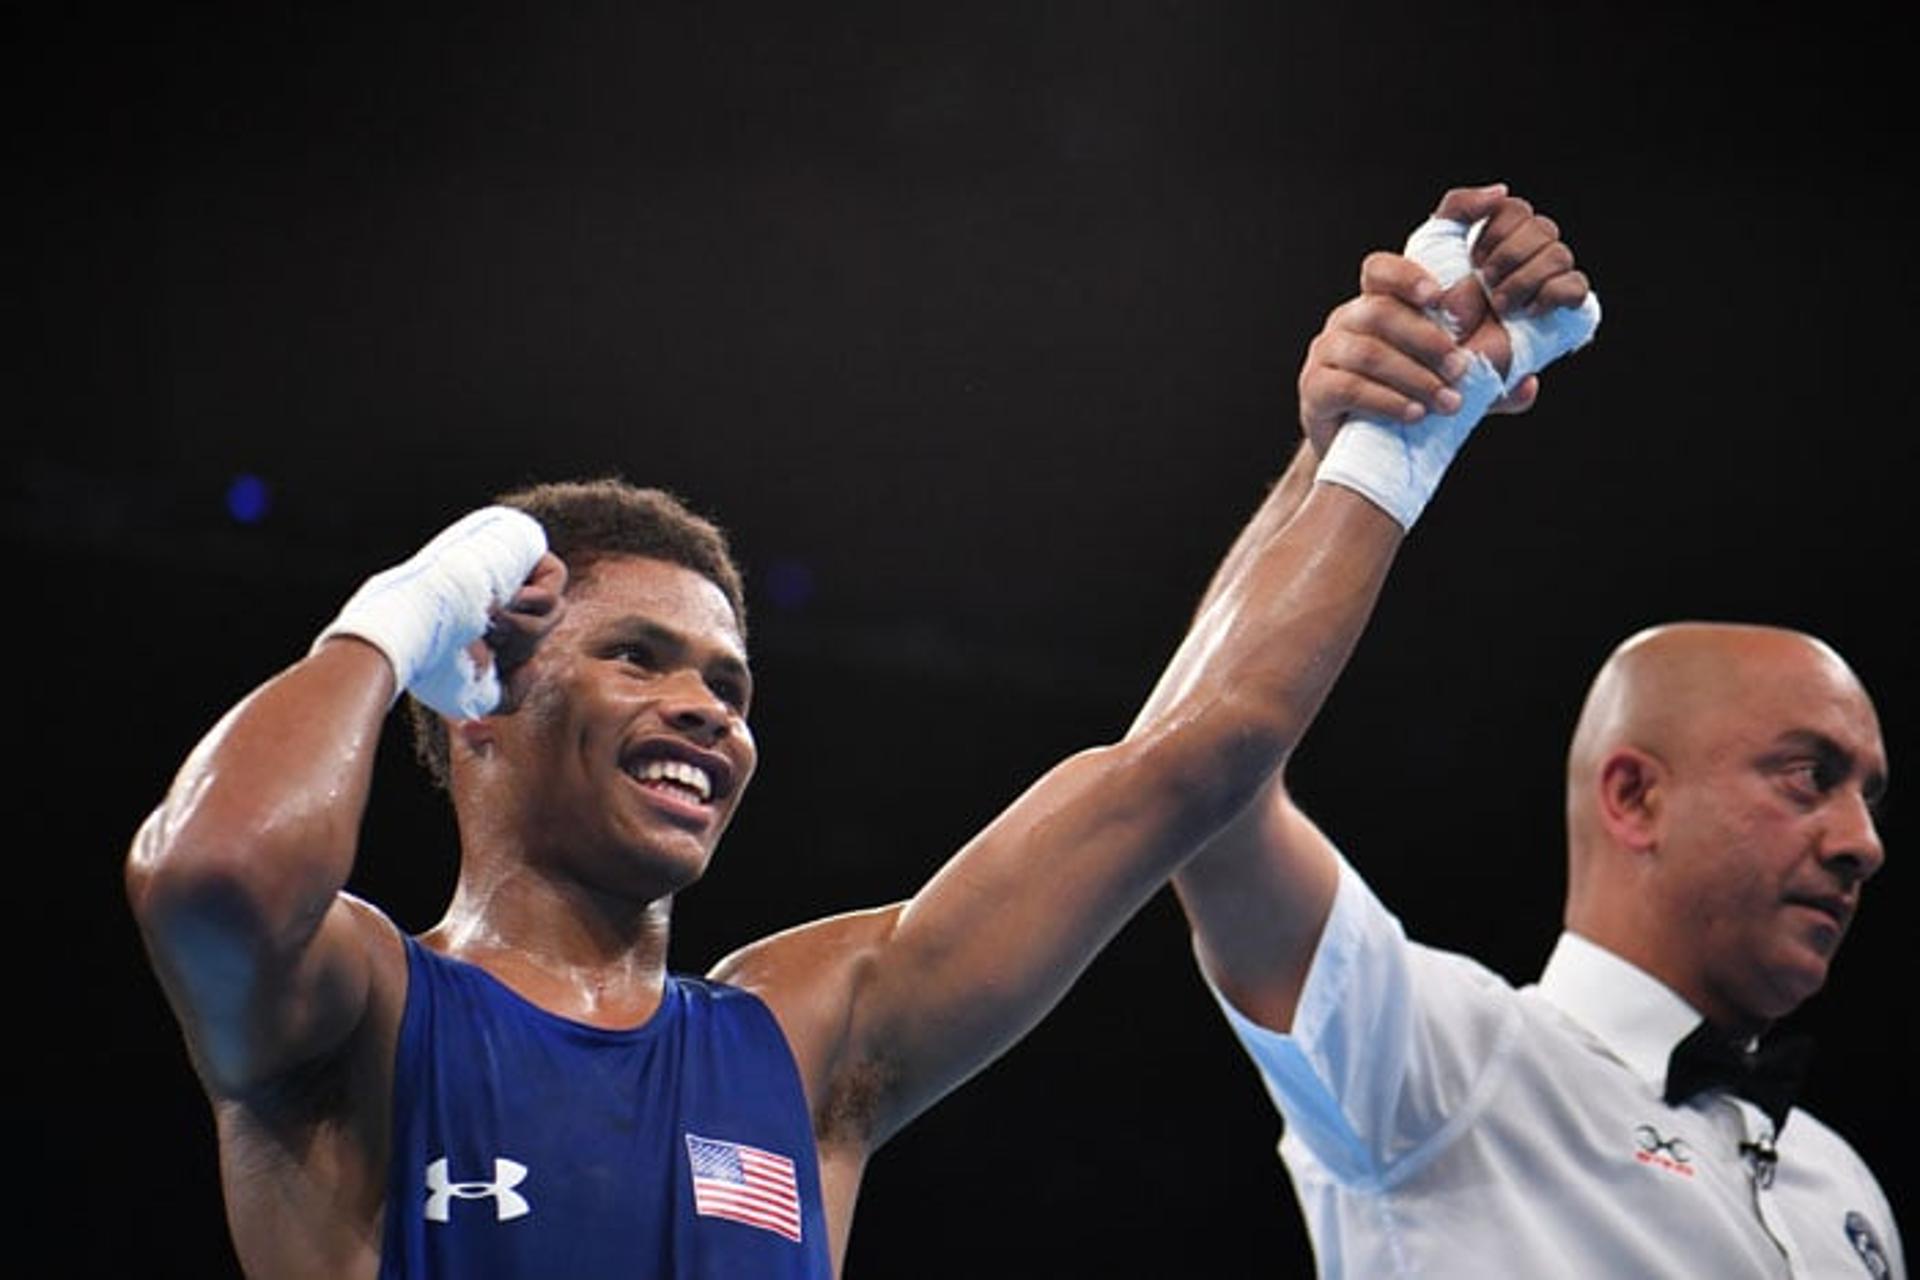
[[225, 474, 272, 525], [765, 558, 816, 611]]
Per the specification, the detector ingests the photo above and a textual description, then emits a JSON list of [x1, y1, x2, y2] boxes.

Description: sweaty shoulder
[[342, 891, 413, 1044], [214, 894, 410, 1278], [709, 904, 907, 1144], [229, 891, 408, 1121]]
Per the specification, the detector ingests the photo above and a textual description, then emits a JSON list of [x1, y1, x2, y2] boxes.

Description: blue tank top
[[380, 937, 833, 1278]]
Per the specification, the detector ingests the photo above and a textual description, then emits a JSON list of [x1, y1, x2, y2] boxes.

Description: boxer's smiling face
[[487, 553, 757, 898]]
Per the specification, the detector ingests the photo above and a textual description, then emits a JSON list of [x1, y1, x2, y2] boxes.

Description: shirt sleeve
[[1205, 852, 1522, 1188]]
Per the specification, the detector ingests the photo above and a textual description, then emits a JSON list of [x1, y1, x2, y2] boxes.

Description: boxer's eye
[[614, 642, 657, 672]]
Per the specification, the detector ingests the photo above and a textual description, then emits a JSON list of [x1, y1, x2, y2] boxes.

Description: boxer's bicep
[[129, 814, 382, 1098]]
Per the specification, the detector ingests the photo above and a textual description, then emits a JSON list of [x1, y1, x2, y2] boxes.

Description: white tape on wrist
[[1502, 289, 1603, 392], [312, 505, 548, 720], [1407, 217, 1476, 302], [1315, 353, 1506, 528], [1316, 215, 1602, 529]]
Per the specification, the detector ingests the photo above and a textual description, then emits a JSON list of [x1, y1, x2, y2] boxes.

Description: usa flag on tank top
[[685, 1133, 803, 1243]]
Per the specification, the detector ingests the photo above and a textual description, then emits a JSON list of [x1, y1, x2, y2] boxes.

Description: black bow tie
[[1663, 1021, 1813, 1133]]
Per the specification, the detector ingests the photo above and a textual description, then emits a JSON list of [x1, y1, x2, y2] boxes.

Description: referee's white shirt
[[1212, 855, 1906, 1278]]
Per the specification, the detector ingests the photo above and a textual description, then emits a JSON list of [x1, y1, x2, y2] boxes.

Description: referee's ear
[[1595, 747, 1666, 858]]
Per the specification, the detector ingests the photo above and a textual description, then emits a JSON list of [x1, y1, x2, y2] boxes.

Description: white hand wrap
[[1316, 216, 1603, 529], [312, 506, 548, 720]]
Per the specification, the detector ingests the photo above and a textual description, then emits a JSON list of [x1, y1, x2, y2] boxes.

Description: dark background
[[21, 3, 1911, 1275]]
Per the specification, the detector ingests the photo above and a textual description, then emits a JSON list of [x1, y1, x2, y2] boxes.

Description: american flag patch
[[685, 1133, 803, 1243]]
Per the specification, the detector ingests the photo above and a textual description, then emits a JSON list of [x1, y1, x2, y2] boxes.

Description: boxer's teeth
[[630, 758, 712, 802]]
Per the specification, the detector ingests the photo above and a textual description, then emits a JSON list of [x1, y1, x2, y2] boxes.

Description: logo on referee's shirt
[[1631, 1124, 1695, 1178], [1844, 1211, 1891, 1278]]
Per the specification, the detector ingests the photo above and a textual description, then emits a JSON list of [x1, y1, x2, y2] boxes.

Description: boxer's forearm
[[1124, 481, 1403, 817], [1168, 189, 1602, 1030], [1131, 440, 1320, 731]]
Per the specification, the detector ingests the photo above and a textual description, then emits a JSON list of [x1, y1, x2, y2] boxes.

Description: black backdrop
[[21, 4, 1911, 1275]]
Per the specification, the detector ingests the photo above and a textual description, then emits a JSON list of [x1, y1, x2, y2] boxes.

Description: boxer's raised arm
[[1174, 185, 1598, 1032], [724, 184, 1595, 1157], [125, 509, 559, 1095]]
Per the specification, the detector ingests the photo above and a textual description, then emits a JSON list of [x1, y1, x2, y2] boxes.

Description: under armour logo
[[424, 1156, 531, 1222]]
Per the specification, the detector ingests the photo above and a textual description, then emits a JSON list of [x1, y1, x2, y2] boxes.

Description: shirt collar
[[1535, 931, 1706, 1089]]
